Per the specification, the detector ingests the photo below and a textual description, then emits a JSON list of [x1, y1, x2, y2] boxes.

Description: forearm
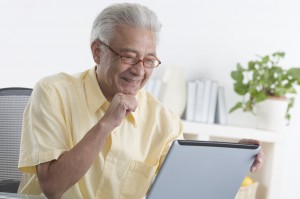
[[37, 120, 112, 199]]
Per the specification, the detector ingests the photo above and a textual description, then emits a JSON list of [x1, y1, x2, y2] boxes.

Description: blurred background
[[1, 0, 299, 198]]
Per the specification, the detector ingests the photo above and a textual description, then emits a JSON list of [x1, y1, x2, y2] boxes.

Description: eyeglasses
[[100, 41, 161, 68]]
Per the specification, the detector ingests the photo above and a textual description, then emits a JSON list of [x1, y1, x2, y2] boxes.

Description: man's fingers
[[238, 138, 264, 172], [103, 93, 138, 127], [251, 149, 265, 172]]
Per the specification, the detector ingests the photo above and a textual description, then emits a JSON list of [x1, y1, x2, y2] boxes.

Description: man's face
[[94, 25, 157, 101]]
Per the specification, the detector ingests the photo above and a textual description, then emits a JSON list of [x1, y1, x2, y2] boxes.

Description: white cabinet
[[183, 121, 286, 199]]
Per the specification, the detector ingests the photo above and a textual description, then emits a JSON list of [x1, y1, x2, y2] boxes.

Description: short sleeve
[[19, 81, 71, 173]]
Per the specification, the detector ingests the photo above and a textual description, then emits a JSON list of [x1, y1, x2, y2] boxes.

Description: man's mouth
[[123, 77, 134, 82], [122, 77, 141, 83]]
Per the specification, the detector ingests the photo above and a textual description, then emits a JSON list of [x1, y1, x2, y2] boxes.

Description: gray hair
[[90, 3, 162, 45]]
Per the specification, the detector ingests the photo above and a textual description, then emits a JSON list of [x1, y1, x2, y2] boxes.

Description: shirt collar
[[127, 111, 137, 127], [85, 67, 107, 114], [84, 67, 137, 127]]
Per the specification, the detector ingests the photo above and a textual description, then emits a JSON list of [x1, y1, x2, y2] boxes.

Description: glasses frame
[[100, 40, 161, 68]]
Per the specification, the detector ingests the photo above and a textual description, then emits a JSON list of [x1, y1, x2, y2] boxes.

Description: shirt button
[[107, 157, 113, 162]]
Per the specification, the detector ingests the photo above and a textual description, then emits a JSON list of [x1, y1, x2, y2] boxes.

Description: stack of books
[[185, 80, 227, 124]]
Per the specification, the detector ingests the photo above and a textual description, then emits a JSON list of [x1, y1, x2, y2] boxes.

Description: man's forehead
[[110, 25, 157, 56]]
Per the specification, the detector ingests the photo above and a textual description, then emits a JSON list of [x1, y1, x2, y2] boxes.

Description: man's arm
[[36, 93, 137, 199]]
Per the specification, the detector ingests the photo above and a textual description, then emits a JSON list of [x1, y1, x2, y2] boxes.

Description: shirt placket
[[95, 129, 129, 199]]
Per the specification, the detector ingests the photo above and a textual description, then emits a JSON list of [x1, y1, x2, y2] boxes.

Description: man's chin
[[121, 89, 139, 96]]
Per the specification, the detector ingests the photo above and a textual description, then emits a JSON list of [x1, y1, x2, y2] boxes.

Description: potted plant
[[229, 52, 300, 128]]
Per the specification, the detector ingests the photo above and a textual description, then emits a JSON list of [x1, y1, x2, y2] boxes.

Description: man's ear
[[91, 40, 101, 64]]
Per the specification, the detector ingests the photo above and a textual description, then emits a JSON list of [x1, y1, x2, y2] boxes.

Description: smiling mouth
[[122, 77, 141, 83]]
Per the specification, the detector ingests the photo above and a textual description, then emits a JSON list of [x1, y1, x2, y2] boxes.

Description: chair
[[0, 87, 32, 193]]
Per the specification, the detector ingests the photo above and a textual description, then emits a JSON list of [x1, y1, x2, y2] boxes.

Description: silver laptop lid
[[146, 140, 260, 199]]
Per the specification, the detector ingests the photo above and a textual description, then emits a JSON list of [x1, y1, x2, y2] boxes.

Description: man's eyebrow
[[119, 47, 156, 57], [119, 47, 137, 53]]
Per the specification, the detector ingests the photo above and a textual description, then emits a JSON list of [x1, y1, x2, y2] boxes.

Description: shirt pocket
[[120, 160, 158, 199]]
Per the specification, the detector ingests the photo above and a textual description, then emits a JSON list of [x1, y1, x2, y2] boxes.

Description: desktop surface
[[0, 192, 45, 199]]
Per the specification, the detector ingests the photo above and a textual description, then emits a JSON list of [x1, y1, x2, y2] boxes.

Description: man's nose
[[131, 60, 146, 76]]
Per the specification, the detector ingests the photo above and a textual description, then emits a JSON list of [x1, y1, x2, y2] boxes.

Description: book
[[194, 80, 205, 122], [215, 86, 227, 124], [207, 81, 218, 124], [200, 80, 212, 123], [185, 81, 197, 121]]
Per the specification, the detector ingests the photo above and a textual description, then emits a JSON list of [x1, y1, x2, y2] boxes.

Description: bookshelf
[[183, 121, 286, 199]]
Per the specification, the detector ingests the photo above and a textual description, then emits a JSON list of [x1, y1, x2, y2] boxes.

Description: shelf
[[183, 121, 286, 144]]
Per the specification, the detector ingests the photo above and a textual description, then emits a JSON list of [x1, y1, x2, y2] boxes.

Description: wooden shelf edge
[[183, 121, 286, 143]]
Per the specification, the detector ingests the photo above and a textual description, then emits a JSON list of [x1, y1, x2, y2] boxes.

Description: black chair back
[[0, 87, 32, 193]]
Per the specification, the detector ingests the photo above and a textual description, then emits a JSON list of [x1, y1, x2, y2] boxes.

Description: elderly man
[[18, 3, 264, 199]]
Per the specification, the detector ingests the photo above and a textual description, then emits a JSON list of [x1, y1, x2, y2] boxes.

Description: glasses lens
[[120, 56, 160, 68], [144, 59, 160, 68], [121, 57, 139, 65]]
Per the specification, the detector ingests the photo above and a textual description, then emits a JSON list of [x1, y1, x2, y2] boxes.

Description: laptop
[[146, 140, 260, 199]]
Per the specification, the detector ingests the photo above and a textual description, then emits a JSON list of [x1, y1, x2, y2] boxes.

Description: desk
[[0, 192, 45, 199]]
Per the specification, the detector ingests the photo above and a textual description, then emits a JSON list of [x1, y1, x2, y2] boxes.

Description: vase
[[255, 97, 288, 132], [158, 66, 186, 117]]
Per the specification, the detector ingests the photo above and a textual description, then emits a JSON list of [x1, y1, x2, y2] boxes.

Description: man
[[18, 3, 264, 199]]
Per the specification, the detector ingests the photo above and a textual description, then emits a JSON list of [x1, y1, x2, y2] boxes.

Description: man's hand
[[239, 139, 264, 172], [102, 93, 138, 129]]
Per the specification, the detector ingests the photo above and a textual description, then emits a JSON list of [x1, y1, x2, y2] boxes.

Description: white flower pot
[[255, 97, 288, 132]]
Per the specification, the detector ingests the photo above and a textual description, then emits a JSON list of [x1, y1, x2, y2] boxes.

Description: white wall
[[1, 0, 300, 197]]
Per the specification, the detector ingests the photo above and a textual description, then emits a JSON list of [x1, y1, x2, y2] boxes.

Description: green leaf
[[248, 61, 256, 70], [234, 83, 248, 95], [249, 87, 258, 95], [255, 92, 267, 102], [286, 97, 294, 122], [253, 70, 259, 81], [274, 87, 287, 96], [236, 63, 245, 71], [244, 100, 254, 112], [272, 52, 285, 58], [229, 102, 243, 113], [287, 68, 300, 79], [271, 66, 283, 73], [231, 71, 243, 82], [262, 55, 269, 64], [285, 86, 297, 94]]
